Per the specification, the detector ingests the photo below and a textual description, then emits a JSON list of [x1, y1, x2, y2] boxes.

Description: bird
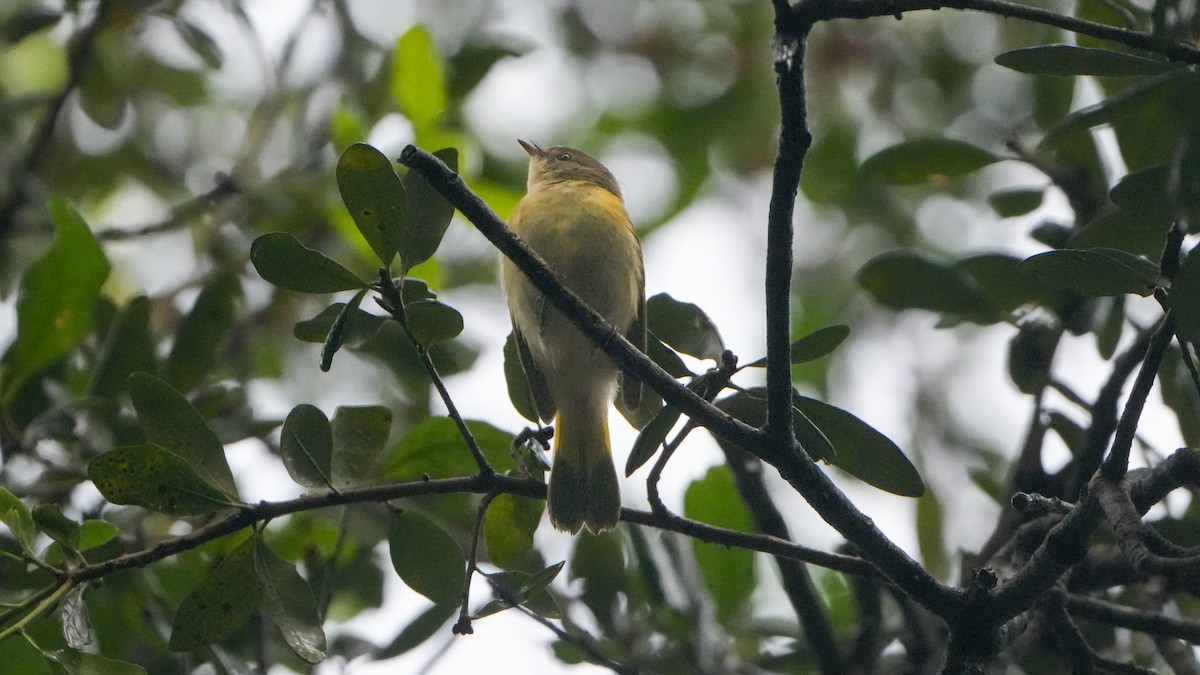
[[503, 139, 645, 534]]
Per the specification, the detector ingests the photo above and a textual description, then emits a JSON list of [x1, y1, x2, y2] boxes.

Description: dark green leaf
[[569, 532, 626, 628], [794, 396, 925, 497], [169, 537, 263, 651], [447, 38, 529, 100], [280, 404, 334, 489], [337, 143, 408, 265], [330, 405, 392, 489], [520, 560, 565, 598], [988, 188, 1044, 217], [483, 493, 544, 569], [956, 253, 1047, 314], [1019, 248, 1160, 296], [87, 296, 155, 397], [3, 199, 111, 401], [250, 232, 366, 293], [1048, 411, 1086, 454], [0, 487, 35, 552], [1172, 248, 1200, 341], [378, 603, 456, 659], [404, 299, 463, 346], [625, 404, 682, 476], [1161, 346, 1200, 446], [164, 273, 240, 392], [382, 417, 513, 479], [860, 138, 1000, 185], [294, 302, 385, 346], [684, 466, 754, 621], [388, 510, 465, 606], [857, 251, 997, 321], [32, 504, 78, 550], [503, 332, 540, 423], [713, 389, 836, 463], [254, 538, 326, 664], [745, 324, 850, 367], [88, 444, 237, 515], [392, 25, 447, 128], [1008, 320, 1060, 394], [321, 287, 370, 371], [647, 334, 693, 378], [77, 56, 126, 129], [1095, 295, 1125, 359], [128, 373, 238, 497], [398, 148, 459, 274], [995, 45, 1173, 77], [646, 293, 725, 361]]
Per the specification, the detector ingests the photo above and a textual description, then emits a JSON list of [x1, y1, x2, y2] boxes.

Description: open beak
[[518, 139, 543, 158]]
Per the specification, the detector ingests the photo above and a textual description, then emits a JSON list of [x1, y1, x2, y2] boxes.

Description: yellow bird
[[503, 140, 645, 534]]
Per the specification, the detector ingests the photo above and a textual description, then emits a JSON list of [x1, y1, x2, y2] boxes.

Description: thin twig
[[453, 491, 497, 635]]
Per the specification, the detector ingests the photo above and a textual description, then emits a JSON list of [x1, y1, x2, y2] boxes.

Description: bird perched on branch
[[503, 140, 645, 534]]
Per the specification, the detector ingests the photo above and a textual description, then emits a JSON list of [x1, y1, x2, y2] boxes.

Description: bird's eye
[[556, 152, 572, 161]]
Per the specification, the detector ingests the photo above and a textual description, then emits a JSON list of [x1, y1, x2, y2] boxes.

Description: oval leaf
[[128, 373, 238, 497], [857, 251, 998, 321], [389, 510, 466, 606], [995, 45, 1174, 77], [0, 487, 36, 552], [483, 493, 545, 569], [89, 444, 237, 515], [646, 293, 725, 361], [87, 295, 156, 397], [382, 418, 514, 479], [405, 299, 463, 346], [164, 273, 241, 392], [1172, 248, 1200, 341], [625, 404, 682, 476], [684, 466, 754, 621], [1019, 248, 1160, 296], [280, 404, 334, 489], [398, 148, 458, 273], [169, 537, 263, 651], [794, 396, 924, 497], [3, 199, 110, 401], [336, 143, 408, 265], [860, 138, 1000, 185], [392, 25, 447, 129], [330, 405, 392, 488], [988, 188, 1044, 218], [254, 539, 327, 664], [250, 232, 366, 293], [746, 324, 850, 368]]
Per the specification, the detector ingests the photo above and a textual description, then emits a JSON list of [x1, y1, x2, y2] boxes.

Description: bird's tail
[[547, 402, 621, 534]]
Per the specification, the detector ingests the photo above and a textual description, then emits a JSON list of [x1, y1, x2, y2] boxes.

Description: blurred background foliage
[[1, 0, 1198, 672]]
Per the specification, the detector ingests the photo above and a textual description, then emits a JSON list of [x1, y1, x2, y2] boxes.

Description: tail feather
[[548, 406, 621, 533]]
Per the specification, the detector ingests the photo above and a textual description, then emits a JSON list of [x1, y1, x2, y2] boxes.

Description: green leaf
[[956, 253, 1047, 314], [88, 444, 237, 515], [860, 138, 1000, 185], [77, 520, 118, 551], [646, 293, 725, 361], [330, 405, 392, 489], [1019, 248, 1160, 296], [128, 373, 238, 497], [569, 533, 626, 627], [1008, 320, 1060, 394], [1161, 346, 1200, 446], [86, 296, 155, 398], [32, 504, 78, 550], [794, 396, 925, 497], [164, 273, 240, 392], [1172, 248, 1200, 341], [988, 188, 1044, 217], [484, 493, 545, 569], [625, 404, 682, 476], [2, 199, 110, 401], [713, 388, 836, 463], [995, 45, 1173, 77], [382, 417, 514, 480], [169, 537, 263, 651], [684, 466, 754, 621], [857, 251, 997, 321], [294, 302, 385, 346], [250, 232, 366, 293], [404, 299, 463, 346], [398, 148, 458, 274], [336, 143, 409, 265], [320, 287, 370, 372], [447, 37, 529, 100], [0, 7, 63, 44], [254, 538, 327, 664], [503, 332, 540, 423], [745, 324, 850, 368], [916, 489, 948, 580], [77, 55, 125, 129], [378, 603, 456, 659], [280, 404, 334, 490], [45, 649, 146, 675], [169, 17, 222, 69], [392, 25, 447, 129], [0, 487, 36, 552], [388, 510, 465, 606]]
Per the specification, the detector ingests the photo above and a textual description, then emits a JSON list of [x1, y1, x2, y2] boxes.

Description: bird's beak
[[518, 139, 543, 158]]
